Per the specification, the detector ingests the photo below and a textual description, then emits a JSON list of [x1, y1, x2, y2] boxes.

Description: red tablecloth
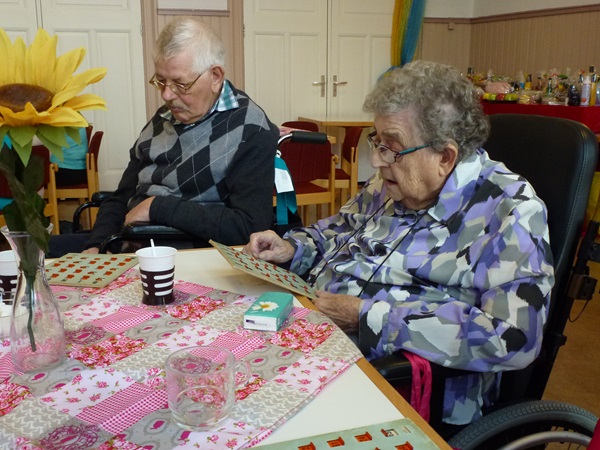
[[482, 102, 600, 134]]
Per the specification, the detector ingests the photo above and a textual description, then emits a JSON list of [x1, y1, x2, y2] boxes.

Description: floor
[[543, 259, 600, 418]]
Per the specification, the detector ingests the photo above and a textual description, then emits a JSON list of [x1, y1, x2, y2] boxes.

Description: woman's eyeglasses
[[367, 131, 431, 164]]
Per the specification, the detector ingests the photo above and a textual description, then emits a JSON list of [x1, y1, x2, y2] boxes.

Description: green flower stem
[[0, 143, 52, 352], [25, 274, 36, 352]]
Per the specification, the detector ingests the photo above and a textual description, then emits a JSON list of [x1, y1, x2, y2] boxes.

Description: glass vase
[[1, 226, 66, 373]]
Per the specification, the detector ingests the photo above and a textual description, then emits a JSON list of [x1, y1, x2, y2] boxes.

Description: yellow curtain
[[390, 0, 411, 67]]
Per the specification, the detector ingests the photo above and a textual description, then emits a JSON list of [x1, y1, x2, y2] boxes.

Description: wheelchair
[[372, 114, 600, 449], [70, 130, 326, 252]]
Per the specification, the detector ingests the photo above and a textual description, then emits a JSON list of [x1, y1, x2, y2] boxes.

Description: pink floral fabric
[[0, 276, 362, 449]]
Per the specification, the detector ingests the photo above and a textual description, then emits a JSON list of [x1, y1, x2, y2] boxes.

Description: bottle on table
[[581, 75, 591, 106], [589, 65, 597, 106]]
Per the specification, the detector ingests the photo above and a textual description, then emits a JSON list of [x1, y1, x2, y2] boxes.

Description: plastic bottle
[[568, 83, 581, 106], [581, 75, 591, 106], [589, 65, 597, 106], [524, 74, 532, 90]]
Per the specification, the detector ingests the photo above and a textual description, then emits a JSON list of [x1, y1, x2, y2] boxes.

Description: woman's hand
[[313, 290, 361, 333], [243, 230, 295, 264]]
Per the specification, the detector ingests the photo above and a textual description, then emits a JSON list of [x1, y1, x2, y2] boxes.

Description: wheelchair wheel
[[447, 400, 598, 450]]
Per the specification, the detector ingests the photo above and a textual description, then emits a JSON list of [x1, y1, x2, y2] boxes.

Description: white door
[[328, 0, 394, 118], [243, 0, 329, 125], [0, 0, 146, 191], [244, 0, 394, 181]]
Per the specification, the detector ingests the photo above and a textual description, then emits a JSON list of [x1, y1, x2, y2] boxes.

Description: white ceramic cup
[[166, 346, 251, 431], [135, 246, 177, 305]]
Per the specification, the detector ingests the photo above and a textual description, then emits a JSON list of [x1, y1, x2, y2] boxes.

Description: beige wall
[[141, 2, 600, 118], [418, 5, 600, 79]]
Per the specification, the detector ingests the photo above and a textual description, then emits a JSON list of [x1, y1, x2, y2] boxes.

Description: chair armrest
[[369, 352, 413, 384], [97, 222, 210, 254], [72, 191, 114, 233], [121, 221, 194, 239]]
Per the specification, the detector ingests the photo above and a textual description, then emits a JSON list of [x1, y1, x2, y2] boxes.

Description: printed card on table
[[209, 240, 316, 299], [46, 253, 138, 287]]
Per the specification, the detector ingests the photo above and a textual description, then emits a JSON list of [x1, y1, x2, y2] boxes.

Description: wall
[[418, 4, 600, 80]]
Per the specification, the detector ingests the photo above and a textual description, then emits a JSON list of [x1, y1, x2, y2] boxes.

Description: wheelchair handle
[[277, 130, 328, 146]]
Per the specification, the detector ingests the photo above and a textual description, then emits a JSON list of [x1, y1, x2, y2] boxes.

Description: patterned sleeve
[[359, 196, 554, 372]]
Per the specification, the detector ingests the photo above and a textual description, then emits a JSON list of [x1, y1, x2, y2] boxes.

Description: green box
[[243, 292, 294, 331]]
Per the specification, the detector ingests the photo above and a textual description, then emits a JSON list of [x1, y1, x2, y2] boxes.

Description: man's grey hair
[[153, 18, 225, 74]]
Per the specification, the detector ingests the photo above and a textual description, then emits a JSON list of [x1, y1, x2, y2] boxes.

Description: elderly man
[[50, 18, 278, 256], [244, 60, 554, 426]]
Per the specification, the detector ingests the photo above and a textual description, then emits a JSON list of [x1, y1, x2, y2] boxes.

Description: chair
[[55, 130, 103, 227], [72, 131, 330, 253], [281, 120, 319, 132], [371, 114, 600, 447], [313, 126, 363, 204], [0, 145, 60, 235], [276, 131, 338, 224]]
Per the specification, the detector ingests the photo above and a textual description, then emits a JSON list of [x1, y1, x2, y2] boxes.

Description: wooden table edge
[[296, 295, 452, 449], [298, 116, 374, 128]]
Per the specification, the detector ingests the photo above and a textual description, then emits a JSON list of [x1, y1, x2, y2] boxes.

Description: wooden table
[[298, 116, 374, 128], [176, 249, 450, 448]]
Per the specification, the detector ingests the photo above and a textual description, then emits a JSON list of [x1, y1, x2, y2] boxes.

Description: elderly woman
[[244, 60, 554, 426]]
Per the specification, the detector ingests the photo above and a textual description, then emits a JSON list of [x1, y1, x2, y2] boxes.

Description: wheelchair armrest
[[121, 222, 195, 239], [97, 222, 207, 254], [91, 191, 114, 203], [369, 352, 414, 384]]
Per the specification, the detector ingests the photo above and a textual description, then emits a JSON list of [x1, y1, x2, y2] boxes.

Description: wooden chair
[[281, 120, 319, 132], [275, 133, 338, 224], [55, 130, 103, 227], [314, 126, 363, 205], [0, 146, 60, 235]]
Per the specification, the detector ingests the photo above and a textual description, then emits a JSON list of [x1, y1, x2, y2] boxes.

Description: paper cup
[[135, 246, 177, 305]]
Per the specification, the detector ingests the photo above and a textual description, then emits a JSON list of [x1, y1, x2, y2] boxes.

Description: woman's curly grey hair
[[363, 60, 489, 161], [153, 18, 225, 75]]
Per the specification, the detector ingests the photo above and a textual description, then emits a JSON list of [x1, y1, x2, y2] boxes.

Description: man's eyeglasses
[[367, 131, 432, 164], [149, 71, 204, 95]]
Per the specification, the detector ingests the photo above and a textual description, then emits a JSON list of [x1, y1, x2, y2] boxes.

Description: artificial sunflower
[[0, 27, 107, 250]]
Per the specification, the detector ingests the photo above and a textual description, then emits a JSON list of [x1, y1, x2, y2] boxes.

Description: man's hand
[[313, 290, 361, 333], [82, 247, 100, 254], [125, 197, 155, 224], [243, 230, 295, 264]]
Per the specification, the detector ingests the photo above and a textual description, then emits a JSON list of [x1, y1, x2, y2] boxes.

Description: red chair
[[281, 120, 319, 132], [276, 133, 338, 224]]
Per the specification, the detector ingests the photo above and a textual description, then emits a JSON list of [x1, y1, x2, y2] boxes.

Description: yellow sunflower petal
[[51, 68, 107, 106], [62, 94, 107, 111], [53, 48, 86, 92], [0, 103, 43, 127], [0, 29, 14, 84], [30, 33, 58, 88], [13, 37, 26, 83], [37, 106, 89, 127]]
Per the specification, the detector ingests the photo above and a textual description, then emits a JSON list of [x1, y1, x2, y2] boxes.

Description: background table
[[481, 102, 600, 134]]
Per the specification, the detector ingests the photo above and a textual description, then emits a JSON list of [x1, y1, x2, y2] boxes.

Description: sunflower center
[[0, 83, 54, 113]]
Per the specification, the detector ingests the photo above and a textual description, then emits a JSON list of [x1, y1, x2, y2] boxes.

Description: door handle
[[333, 75, 348, 97], [313, 75, 326, 97]]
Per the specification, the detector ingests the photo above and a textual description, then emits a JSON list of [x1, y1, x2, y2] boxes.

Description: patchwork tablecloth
[[0, 270, 362, 449]]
